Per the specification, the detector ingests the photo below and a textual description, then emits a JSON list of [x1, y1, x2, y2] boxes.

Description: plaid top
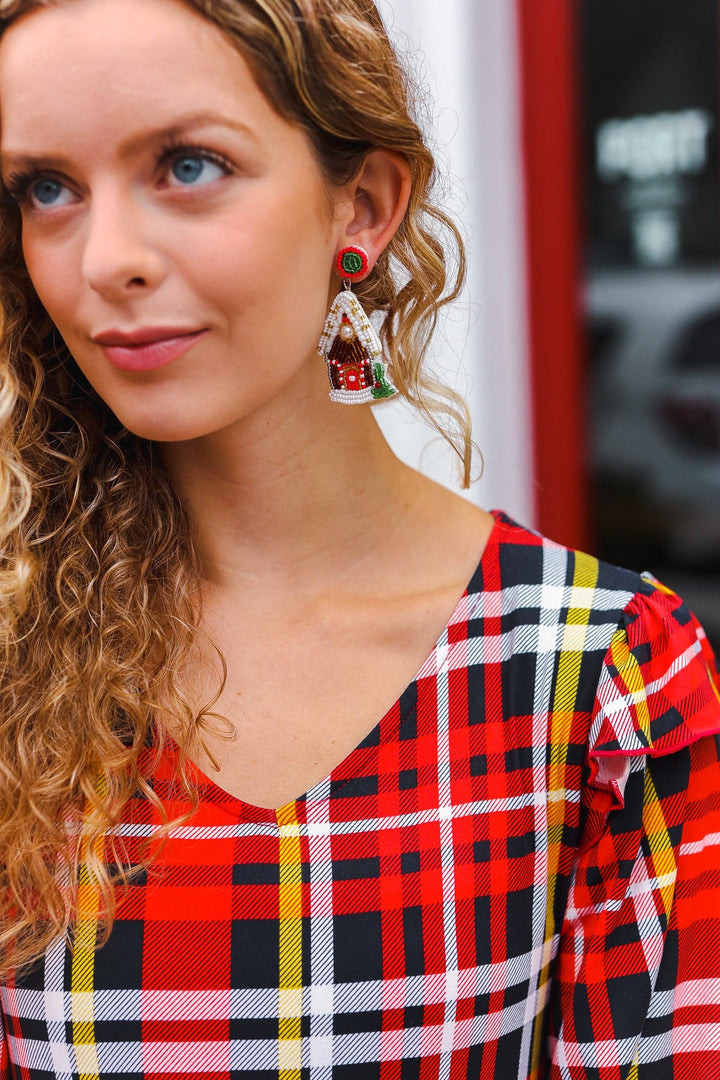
[[3, 512, 720, 1079]]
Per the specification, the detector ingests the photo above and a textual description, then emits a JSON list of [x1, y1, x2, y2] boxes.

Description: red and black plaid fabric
[[2, 512, 720, 1078]]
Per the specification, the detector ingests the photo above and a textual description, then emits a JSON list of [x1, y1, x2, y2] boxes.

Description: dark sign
[[580, 0, 719, 267]]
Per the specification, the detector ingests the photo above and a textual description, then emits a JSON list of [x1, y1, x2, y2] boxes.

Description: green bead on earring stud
[[336, 246, 369, 281]]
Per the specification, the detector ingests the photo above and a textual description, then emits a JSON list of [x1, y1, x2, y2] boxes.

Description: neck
[[158, 386, 420, 601]]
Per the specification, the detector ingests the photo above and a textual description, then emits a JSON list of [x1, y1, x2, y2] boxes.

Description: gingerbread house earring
[[318, 246, 398, 404]]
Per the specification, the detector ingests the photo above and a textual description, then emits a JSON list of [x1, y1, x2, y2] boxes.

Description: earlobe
[[341, 149, 412, 271]]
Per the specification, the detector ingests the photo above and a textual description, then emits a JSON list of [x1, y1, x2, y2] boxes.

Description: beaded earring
[[318, 246, 398, 404]]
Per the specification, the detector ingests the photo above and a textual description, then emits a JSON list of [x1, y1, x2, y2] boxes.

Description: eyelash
[[158, 139, 235, 182], [3, 140, 235, 207], [3, 170, 38, 205]]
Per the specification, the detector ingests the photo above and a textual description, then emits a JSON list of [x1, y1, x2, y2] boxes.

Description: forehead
[[0, 0, 276, 151], [0, 0, 227, 78]]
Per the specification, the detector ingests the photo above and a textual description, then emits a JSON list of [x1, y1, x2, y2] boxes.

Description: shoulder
[[464, 510, 657, 649], [472, 510, 645, 600], [462, 510, 720, 744], [470, 510, 710, 637]]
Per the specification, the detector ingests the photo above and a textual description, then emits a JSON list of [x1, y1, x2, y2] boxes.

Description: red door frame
[[516, 0, 590, 552]]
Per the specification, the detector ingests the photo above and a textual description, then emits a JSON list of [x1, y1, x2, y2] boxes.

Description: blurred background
[[375, 0, 720, 647]]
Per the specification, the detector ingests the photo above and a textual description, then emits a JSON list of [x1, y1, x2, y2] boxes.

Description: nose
[[81, 186, 166, 300]]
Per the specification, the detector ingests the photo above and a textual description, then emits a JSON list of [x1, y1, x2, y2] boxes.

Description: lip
[[92, 327, 208, 372]]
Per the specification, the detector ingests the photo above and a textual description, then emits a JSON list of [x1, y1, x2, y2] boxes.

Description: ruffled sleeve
[[548, 577, 720, 1078], [581, 577, 720, 840]]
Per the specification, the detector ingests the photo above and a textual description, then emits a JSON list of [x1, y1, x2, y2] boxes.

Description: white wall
[[373, 0, 537, 525]]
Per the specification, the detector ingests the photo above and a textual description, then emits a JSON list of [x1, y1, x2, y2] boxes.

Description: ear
[[335, 149, 412, 272]]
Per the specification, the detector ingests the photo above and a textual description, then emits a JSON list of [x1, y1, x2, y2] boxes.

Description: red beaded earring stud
[[318, 246, 398, 404], [336, 246, 369, 281]]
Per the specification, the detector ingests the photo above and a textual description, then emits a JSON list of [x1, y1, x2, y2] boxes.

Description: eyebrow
[[0, 110, 260, 174]]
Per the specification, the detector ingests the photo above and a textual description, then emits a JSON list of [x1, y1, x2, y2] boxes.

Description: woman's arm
[[550, 734, 720, 1077], [549, 582, 720, 1077]]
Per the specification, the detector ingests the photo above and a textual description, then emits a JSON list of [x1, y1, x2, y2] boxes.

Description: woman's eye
[[28, 178, 75, 209], [168, 154, 228, 187]]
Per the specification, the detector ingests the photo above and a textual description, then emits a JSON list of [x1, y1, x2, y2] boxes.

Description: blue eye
[[169, 155, 226, 186], [30, 178, 69, 207]]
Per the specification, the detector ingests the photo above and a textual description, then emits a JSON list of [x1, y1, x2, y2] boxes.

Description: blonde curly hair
[[0, 0, 470, 974]]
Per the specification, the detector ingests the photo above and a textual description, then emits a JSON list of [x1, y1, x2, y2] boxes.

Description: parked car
[[587, 266, 720, 566]]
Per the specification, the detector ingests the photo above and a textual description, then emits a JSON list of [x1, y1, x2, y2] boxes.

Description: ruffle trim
[[587, 574, 720, 811]]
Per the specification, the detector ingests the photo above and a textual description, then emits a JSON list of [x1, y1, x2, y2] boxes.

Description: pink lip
[[93, 328, 208, 372]]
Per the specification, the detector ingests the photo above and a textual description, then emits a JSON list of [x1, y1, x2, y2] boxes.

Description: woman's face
[[0, 0, 350, 441]]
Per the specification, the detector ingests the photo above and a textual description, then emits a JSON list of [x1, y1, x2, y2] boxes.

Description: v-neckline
[[156, 510, 507, 823]]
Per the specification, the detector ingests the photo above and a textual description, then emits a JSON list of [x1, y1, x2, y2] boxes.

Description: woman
[[0, 0, 717, 1076]]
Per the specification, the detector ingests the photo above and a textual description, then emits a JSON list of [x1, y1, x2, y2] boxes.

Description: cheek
[[22, 236, 77, 325], [211, 177, 336, 283], [189, 210, 334, 326]]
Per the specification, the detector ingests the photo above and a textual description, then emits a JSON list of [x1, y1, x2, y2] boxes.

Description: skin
[[0, 0, 493, 808]]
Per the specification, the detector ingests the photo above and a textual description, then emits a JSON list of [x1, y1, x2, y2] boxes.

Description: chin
[[110, 406, 217, 444]]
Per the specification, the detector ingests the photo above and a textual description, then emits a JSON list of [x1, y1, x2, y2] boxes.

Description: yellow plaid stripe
[[532, 551, 600, 1071], [604, 619, 679, 910], [608, 626, 652, 747], [546, 552, 600, 931], [277, 803, 303, 1079], [71, 833, 102, 1080], [642, 765, 677, 921]]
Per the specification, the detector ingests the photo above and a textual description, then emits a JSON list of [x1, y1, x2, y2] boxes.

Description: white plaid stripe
[[435, 627, 459, 1080], [113, 790, 582, 844], [305, 777, 334, 1077], [43, 937, 73, 1080], [528, 544, 579, 1041]]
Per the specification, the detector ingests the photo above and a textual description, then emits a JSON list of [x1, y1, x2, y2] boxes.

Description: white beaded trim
[[318, 290, 383, 361], [329, 387, 376, 404]]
